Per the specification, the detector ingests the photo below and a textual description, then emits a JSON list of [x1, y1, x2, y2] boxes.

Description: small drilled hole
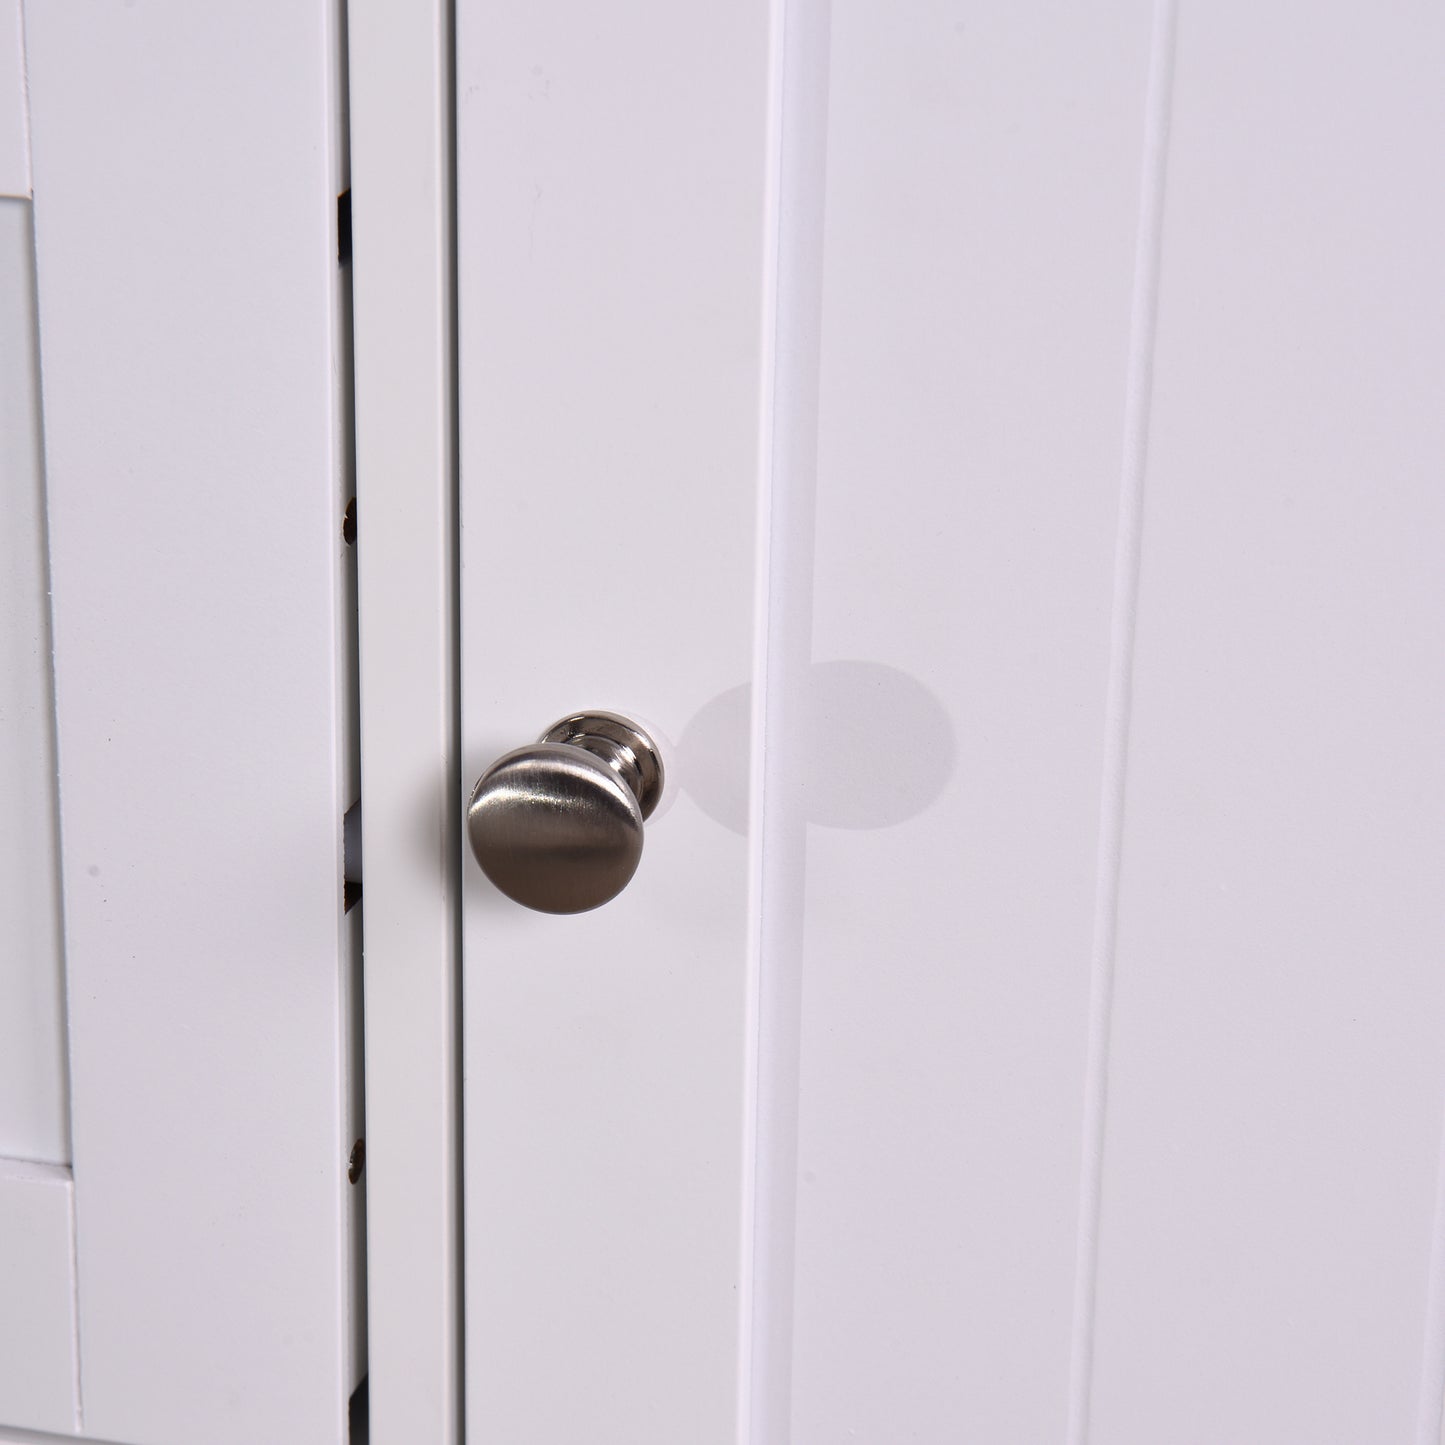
[[342, 498, 357, 546], [348, 1139, 365, 1184]]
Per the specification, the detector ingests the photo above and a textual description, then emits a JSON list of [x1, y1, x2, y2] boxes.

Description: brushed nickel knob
[[466, 712, 664, 914]]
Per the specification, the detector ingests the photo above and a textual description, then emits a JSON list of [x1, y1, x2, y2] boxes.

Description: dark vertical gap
[[333, 0, 367, 1414], [343, 798, 362, 913], [338, 189, 353, 265], [348, 1376, 369, 1444]]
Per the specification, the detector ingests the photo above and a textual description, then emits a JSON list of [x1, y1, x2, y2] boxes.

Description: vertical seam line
[[737, 0, 789, 1439], [1064, 2, 1178, 1440]]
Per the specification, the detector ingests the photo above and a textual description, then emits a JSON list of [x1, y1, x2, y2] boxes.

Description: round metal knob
[[466, 712, 664, 914]]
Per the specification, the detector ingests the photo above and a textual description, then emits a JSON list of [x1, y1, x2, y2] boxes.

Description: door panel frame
[[25, 1, 362, 1440], [348, 2, 464, 1442]]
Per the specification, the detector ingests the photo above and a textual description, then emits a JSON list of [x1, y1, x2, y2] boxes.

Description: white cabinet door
[[455, 2, 1445, 1441], [0, 5, 364, 1443]]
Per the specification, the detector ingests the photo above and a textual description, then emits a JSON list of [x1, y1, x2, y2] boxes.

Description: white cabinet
[[9, 2, 1445, 1443]]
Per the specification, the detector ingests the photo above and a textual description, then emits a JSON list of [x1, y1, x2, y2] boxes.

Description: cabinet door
[[455, 2, 1445, 1441], [0, 5, 363, 1443]]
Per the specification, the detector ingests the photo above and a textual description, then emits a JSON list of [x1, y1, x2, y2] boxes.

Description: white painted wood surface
[[457, 0, 1445, 1440], [456, 2, 772, 1438], [0, 197, 68, 1170], [0, 0, 26, 198], [23, 3, 360, 1441], [348, 0, 463, 1440], [1088, 4, 1445, 1441], [750, 2, 1154, 1439], [0, 1160, 76, 1436]]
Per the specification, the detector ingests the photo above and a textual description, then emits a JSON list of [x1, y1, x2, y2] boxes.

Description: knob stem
[[540, 713, 664, 820]]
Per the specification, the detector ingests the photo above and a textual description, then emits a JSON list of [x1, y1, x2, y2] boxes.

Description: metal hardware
[[466, 711, 664, 914]]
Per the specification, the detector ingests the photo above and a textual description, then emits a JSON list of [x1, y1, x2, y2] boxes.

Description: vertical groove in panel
[[744, 3, 832, 1442], [326, 0, 363, 1410], [1417, 1105, 1445, 1445], [737, 0, 786, 1435], [445, 1, 464, 1438], [1064, 3, 1178, 1440]]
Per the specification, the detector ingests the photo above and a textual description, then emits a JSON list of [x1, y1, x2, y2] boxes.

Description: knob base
[[540, 712, 664, 820]]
